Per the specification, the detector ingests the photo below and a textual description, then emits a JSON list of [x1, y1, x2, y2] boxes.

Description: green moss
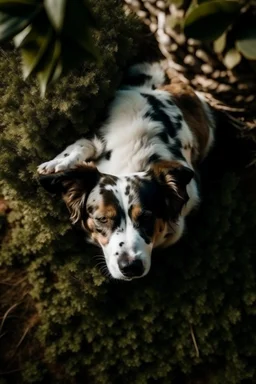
[[0, 1, 256, 383]]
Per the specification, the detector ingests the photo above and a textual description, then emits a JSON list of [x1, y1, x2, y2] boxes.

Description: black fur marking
[[123, 73, 152, 87], [138, 180, 166, 219], [163, 73, 169, 85], [148, 153, 161, 164], [100, 175, 117, 187], [157, 131, 169, 145], [128, 194, 134, 205], [105, 150, 112, 160], [128, 204, 154, 245], [64, 153, 69, 157], [115, 252, 119, 256], [119, 242, 124, 247], [87, 205, 94, 214], [170, 140, 185, 161], [142, 93, 177, 138], [125, 185, 130, 196]]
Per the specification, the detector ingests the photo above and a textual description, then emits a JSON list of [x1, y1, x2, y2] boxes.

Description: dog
[[38, 62, 215, 280]]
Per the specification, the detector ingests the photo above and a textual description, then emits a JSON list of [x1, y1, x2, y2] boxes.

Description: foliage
[[0, 1, 256, 383], [0, 0, 100, 95], [170, 0, 256, 69]]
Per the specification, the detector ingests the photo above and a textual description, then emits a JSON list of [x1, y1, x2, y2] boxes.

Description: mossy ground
[[0, 1, 256, 383]]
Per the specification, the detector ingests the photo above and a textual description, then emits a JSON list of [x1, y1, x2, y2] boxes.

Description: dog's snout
[[118, 253, 144, 278]]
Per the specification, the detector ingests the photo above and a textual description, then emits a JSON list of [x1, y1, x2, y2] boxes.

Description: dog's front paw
[[37, 156, 82, 174], [37, 159, 61, 174]]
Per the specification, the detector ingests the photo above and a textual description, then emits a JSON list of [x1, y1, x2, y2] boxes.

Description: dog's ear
[[150, 160, 194, 217], [39, 164, 101, 224]]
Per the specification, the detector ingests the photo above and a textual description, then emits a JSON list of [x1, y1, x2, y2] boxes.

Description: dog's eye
[[96, 216, 108, 224], [137, 211, 153, 226], [140, 210, 153, 219]]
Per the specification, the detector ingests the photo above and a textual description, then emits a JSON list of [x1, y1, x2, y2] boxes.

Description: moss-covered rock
[[0, 0, 255, 383]]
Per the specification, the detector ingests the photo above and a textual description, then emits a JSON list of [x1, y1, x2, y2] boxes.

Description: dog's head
[[39, 161, 193, 280]]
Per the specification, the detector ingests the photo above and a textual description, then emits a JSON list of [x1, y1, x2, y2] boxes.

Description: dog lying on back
[[38, 62, 215, 280]]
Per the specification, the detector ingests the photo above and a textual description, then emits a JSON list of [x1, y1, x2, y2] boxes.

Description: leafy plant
[[172, 0, 256, 69], [0, 0, 100, 95]]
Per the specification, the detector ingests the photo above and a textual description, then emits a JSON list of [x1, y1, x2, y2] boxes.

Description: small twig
[[0, 368, 23, 375], [15, 326, 30, 349], [0, 331, 7, 339], [0, 303, 20, 334], [0, 276, 27, 287], [190, 325, 200, 358]]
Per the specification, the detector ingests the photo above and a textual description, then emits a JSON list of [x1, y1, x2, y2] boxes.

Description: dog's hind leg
[[38, 136, 105, 174]]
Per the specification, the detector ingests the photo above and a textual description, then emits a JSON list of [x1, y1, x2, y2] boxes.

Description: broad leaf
[[213, 32, 226, 54], [59, 0, 100, 62], [197, 0, 214, 3], [0, 8, 38, 41], [0, 0, 38, 13], [45, 0, 100, 63], [236, 24, 256, 60], [223, 48, 241, 69], [44, 0, 67, 31], [184, 0, 241, 42], [16, 21, 53, 79], [0, 0, 39, 20], [0, 0, 37, 4], [36, 38, 62, 96], [61, 37, 99, 73]]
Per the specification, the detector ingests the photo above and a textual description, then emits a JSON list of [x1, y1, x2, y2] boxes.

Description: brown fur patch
[[87, 217, 95, 231], [150, 160, 181, 191], [95, 203, 117, 219], [61, 164, 101, 224], [159, 83, 210, 164], [153, 218, 166, 244], [130, 204, 142, 222], [86, 216, 111, 246], [151, 160, 193, 219], [91, 233, 109, 246], [85, 203, 119, 246], [63, 183, 86, 225]]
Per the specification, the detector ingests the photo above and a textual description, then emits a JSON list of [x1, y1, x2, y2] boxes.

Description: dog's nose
[[118, 254, 144, 278]]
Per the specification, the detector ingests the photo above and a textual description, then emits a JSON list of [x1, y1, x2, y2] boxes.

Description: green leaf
[[213, 32, 226, 54], [61, 37, 100, 73], [0, 0, 36, 4], [236, 24, 256, 60], [166, 14, 179, 29], [16, 22, 53, 79], [197, 0, 214, 3], [58, 0, 100, 62], [0, 8, 38, 41], [44, 0, 100, 63], [0, 0, 38, 14], [184, 0, 241, 42], [44, 0, 67, 32], [223, 48, 242, 69], [36, 38, 62, 96]]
